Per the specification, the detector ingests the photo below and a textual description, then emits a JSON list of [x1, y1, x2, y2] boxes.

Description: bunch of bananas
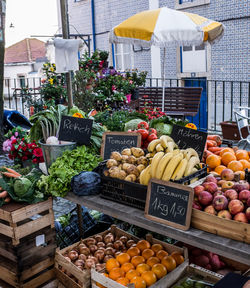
[[140, 135, 201, 185]]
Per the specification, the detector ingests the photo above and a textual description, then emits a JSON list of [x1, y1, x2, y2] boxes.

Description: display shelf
[[65, 193, 250, 266]]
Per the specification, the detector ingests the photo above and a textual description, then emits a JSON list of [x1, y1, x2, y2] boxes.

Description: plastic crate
[[98, 161, 207, 211]]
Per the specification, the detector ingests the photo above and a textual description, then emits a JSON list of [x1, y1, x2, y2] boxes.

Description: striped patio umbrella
[[110, 7, 225, 110]]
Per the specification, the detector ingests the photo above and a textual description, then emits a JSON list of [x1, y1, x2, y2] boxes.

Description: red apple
[[204, 205, 217, 215], [192, 201, 202, 210], [205, 175, 218, 184], [218, 179, 227, 187], [194, 185, 205, 197], [213, 191, 224, 198], [224, 189, 238, 200], [198, 191, 213, 206], [221, 181, 235, 191], [202, 182, 218, 194], [217, 210, 232, 220], [239, 180, 250, 190], [233, 181, 250, 193], [213, 195, 228, 211], [245, 207, 250, 221], [239, 190, 250, 203], [234, 212, 248, 223], [221, 169, 234, 181], [247, 197, 250, 207], [228, 199, 244, 215]]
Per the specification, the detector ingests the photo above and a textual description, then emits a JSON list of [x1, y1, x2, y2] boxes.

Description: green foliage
[[124, 69, 148, 87]]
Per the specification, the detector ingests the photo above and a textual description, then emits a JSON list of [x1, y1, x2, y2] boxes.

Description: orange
[[239, 159, 250, 169], [161, 256, 176, 272], [151, 243, 163, 253], [121, 262, 135, 273], [235, 170, 245, 180], [126, 269, 140, 281], [141, 271, 157, 286], [116, 253, 131, 265], [141, 249, 155, 260], [214, 165, 227, 175], [147, 256, 160, 267], [221, 152, 236, 166], [106, 258, 120, 273], [130, 276, 146, 288], [156, 250, 168, 260], [109, 267, 125, 281], [127, 246, 140, 258], [220, 147, 235, 157], [136, 240, 151, 252], [131, 256, 145, 267], [236, 149, 249, 161], [151, 263, 167, 279], [171, 251, 185, 265], [116, 277, 129, 286], [227, 160, 243, 172], [206, 154, 221, 169], [136, 263, 150, 275]]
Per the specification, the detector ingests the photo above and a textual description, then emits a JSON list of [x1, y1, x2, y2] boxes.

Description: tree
[[0, 0, 6, 150]]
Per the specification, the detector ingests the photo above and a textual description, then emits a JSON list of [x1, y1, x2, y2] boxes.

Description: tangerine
[[214, 165, 227, 175], [239, 159, 250, 169], [156, 250, 168, 260], [131, 256, 145, 267], [121, 262, 135, 273], [151, 243, 163, 253], [106, 258, 120, 273], [141, 249, 155, 260], [206, 154, 221, 169], [126, 269, 140, 281], [171, 251, 185, 265], [127, 246, 140, 257], [221, 152, 236, 166], [161, 256, 176, 272], [227, 160, 243, 172], [109, 267, 125, 281], [116, 253, 131, 265], [220, 148, 235, 157], [236, 150, 249, 161], [136, 240, 151, 252], [141, 271, 157, 286], [116, 277, 129, 286], [130, 276, 147, 288], [151, 263, 167, 279], [147, 256, 160, 267], [136, 263, 150, 275]]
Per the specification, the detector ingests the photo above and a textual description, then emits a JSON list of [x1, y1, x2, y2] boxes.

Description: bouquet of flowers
[[3, 127, 44, 164]]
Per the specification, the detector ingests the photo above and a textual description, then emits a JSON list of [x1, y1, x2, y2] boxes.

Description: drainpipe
[[91, 0, 96, 51]]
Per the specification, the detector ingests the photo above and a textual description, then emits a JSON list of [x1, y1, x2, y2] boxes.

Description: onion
[[64, 256, 71, 262], [88, 255, 98, 264], [94, 250, 105, 262], [79, 246, 90, 256], [98, 247, 105, 252], [94, 234, 103, 242], [104, 234, 114, 244], [115, 251, 121, 257], [96, 263, 105, 272], [97, 242, 105, 248], [106, 243, 114, 248], [119, 236, 128, 243], [104, 255, 113, 263], [105, 247, 115, 255], [78, 243, 86, 249], [114, 240, 123, 250], [74, 259, 85, 266], [85, 259, 96, 269], [86, 237, 96, 246], [89, 245, 98, 253], [126, 240, 135, 248], [68, 250, 79, 261], [78, 254, 87, 261]]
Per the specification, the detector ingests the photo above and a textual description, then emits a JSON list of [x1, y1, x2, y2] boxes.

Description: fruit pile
[[101, 239, 185, 288], [193, 173, 250, 223]]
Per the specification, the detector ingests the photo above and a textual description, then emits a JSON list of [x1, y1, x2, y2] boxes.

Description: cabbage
[[14, 178, 32, 196], [46, 136, 59, 145], [154, 123, 173, 137], [124, 119, 145, 131]]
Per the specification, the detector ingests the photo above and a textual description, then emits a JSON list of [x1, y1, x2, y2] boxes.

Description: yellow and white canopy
[[110, 7, 224, 47]]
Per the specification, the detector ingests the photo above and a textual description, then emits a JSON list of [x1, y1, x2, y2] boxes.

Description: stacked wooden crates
[[0, 198, 56, 288]]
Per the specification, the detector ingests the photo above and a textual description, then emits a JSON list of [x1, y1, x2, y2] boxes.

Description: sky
[[5, 0, 59, 47]]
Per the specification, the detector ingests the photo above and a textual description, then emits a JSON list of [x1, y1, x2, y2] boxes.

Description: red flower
[[33, 148, 43, 158], [22, 156, 28, 161], [32, 158, 39, 163], [11, 139, 17, 144]]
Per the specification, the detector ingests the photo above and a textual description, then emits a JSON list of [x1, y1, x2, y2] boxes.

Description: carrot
[[203, 150, 213, 159], [4, 197, 11, 203], [3, 167, 21, 177], [214, 151, 222, 155], [2, 172, 20, 178], [207, 135, 222, 146], [0, 191, 8, 198], [208, 147, 224, 153], [206, 140, 217, 147]]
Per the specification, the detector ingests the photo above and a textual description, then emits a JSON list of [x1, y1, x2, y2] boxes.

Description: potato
[[117, 170, 127, 180], [122, 163, 132, 171], [109, 166, 120, 174], [110, 169, 121, 178], [103, 170, 109, 177], [110, 151, 122, 161], [121, 148, 131, 156], [131, 147, 144, 158], [106, 159, 118, 168], [137, 156, 148, 166], [127, 155, 137, 164], [125, 174, 137, 182], [126, 165, 139, 177], [137, 164, 146, 173], [121, 155, 129, 163], [118, 164, 123, 169]]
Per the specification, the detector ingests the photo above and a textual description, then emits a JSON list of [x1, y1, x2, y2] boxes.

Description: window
[[18, 76, 26, 88], [181, 44, 207, 73], [114, 44, 134, 71]]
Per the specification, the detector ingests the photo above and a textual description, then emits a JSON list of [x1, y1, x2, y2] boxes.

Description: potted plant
[[125, 70, 148, 100]]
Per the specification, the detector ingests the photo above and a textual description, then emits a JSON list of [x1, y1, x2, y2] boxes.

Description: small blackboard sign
[[58, 115, 93, 145], [145, 179, 194, 230], [170, 125, 207, 160], [101, 132, 141, 160]]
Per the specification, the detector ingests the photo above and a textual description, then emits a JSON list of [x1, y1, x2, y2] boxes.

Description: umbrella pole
[[162, 47, 166, 112]]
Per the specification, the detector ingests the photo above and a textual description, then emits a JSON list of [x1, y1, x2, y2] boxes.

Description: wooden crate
[[191, 208, 250, 244], [55, 225, 140, 288], [0, 198, 54, 245], [91, 234, 189, 288]]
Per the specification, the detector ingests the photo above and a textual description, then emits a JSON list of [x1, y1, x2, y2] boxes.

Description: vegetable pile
[[37, 145, 102, 197]]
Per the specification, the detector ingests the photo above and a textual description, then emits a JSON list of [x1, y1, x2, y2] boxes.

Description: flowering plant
[[2, 127, 44, 164], [139, 95, 166, 120]]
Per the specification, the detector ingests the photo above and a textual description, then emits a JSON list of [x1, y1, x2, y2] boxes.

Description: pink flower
[[112, 85, 116, 91]]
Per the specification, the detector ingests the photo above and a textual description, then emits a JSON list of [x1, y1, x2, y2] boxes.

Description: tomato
[[149, 128, 157, 135], [137, 129, 149, 140], [138, 121, 149, 130], [147, 133, 158, 142]]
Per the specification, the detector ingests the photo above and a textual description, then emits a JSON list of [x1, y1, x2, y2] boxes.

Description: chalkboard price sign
[[145, 179, 194, 230], [101, 132, 141, 160], [58, 115, 93, 145], [170, 125, 207, 160]]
